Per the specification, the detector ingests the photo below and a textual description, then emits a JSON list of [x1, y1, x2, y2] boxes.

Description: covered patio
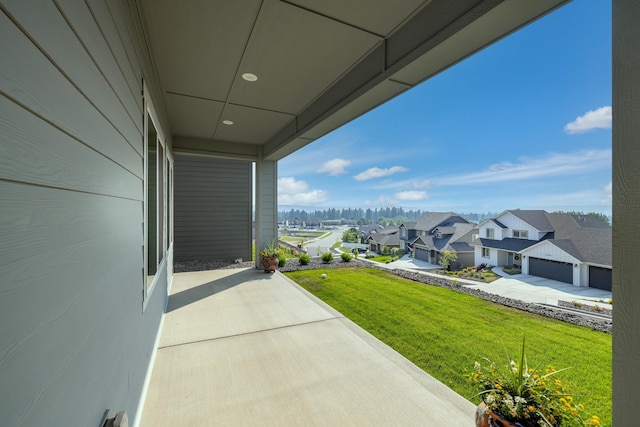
[[139, 268, 474, 426], [1, 0, 637, 425]]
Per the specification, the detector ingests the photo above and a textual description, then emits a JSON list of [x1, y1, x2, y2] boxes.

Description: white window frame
[[513, 230, 528, 239], [485, 228, 495, 239], [143, 82, 167, 311], [482, 247, 490, 258]]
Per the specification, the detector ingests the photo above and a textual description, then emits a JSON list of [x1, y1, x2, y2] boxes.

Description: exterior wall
[[579, 264, 589, 287], [399, 227, 408, 251], [495, 212, 546, 240], [174, 155, 252, 262], [475, 246, 499, 266], [457, 252, 475, 269], [0, 1, 168, 426], [478, 222, 503, 241]]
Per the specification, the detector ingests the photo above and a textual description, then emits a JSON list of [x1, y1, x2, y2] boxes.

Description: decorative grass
[[285, 267, 611, 425]]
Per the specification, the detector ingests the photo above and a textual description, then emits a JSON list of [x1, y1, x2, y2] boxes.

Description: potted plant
[[259, 239, 280, 273], [469, 338, 600, 427]]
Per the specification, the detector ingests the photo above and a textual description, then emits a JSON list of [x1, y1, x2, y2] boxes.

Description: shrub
[[321, 251, 333, 263], [476, 263, 487, 272], [299, 253, 310, 265], [341, 253, 352, 262], [278, 254, 287, 268]]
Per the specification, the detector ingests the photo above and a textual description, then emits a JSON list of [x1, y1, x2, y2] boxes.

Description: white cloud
[[317, 158, 351, 176], [564, 106, 612, 134], [438, 150, 611, 186], [411, 180, 431, 188], [278, 177, 328, 205], [602, 181, 612, 203], [354, 166, 408, 181], [395, 190, 428, 201]]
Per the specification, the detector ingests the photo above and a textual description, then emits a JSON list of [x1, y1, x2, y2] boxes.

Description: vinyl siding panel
[[0, 95, 140, 199], [174, 155, 252, 262], [0, 1, 166, 426], [56, 0, 143, 127], [0, 11, 142, 176], [495, 212, 546, 241], [3, 0, 143, 154]]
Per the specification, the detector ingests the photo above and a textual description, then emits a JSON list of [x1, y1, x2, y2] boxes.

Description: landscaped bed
[[432, 265, 499, 282], [284, 267, 612, 426]]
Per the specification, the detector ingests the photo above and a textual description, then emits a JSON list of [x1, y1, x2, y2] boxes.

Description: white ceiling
[[138, 0, 569, 160]]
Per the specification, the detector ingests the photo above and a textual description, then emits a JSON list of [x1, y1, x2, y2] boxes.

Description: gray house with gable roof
[[474, 210, 612, 290], [399, 212, 477, 268]]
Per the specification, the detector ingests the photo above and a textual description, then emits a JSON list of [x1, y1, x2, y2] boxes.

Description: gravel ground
[[174, 258, 612, 333]]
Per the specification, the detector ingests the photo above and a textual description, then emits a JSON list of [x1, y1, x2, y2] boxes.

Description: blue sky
[[278, 0, 612, 215]]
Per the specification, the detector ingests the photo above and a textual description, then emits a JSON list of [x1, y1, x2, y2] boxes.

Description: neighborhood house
[[473, 210, 612, 290], [399, 212, 477, 268]]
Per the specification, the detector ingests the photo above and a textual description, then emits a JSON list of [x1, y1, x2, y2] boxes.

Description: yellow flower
[[495, 384, 502, 390], [578, 404, 585, 410], [528, 406, 535, 413], [555, 379, 562, 387]]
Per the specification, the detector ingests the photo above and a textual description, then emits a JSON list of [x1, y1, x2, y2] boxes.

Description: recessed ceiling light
[[222, 120, 234, 125], [242, 73, 258, 82]]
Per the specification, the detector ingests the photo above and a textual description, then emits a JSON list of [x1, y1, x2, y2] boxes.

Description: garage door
[[529, 257, 573, 284], [589, 266, 612, 291], [414, 246, 429, 261]]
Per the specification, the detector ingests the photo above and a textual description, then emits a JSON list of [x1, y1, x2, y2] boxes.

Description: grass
[[285, 267, 611, 425], [367, 255, 393, 263]]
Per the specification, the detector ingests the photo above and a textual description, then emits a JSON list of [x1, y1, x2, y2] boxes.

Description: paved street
[[303, 227, 346, 256]]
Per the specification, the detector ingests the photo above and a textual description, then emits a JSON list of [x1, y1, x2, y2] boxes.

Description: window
[[513, 230, 528, 239], [485, 228, 495, 239], [144, 83, 167, 307], [167, 158, 173, 249], [482, 247, 490, 258]]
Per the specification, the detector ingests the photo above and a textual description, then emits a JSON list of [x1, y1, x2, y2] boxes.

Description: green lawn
[[366, 255, 393, 263], [285, 267, 611, 425]]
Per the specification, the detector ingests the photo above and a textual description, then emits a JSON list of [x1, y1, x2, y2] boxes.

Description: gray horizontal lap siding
[[174, 155, 252, 262], [0, 1, 167, 426]]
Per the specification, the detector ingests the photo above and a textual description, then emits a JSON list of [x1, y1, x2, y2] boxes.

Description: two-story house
[[474, 210, 612, 290], [366, 226, 400, 253], [399, 213, 477, 268]]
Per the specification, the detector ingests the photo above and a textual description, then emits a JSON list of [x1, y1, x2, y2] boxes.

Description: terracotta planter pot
[[476, 402, 520, 427], [261, 256, 278, 273]]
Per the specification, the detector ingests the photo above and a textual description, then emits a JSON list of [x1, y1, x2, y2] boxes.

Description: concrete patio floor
[[138, 267, 476, 426]]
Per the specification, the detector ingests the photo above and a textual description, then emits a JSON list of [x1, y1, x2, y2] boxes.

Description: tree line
[[277, 207, 610, 226]]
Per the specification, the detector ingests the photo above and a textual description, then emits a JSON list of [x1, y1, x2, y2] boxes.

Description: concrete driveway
[[384, 256, 612, 308], [466, 270, 612, 306]]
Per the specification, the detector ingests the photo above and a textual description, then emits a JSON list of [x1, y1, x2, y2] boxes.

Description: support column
[[613, 0, 640, 425], [254, 153, 278, 269]]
